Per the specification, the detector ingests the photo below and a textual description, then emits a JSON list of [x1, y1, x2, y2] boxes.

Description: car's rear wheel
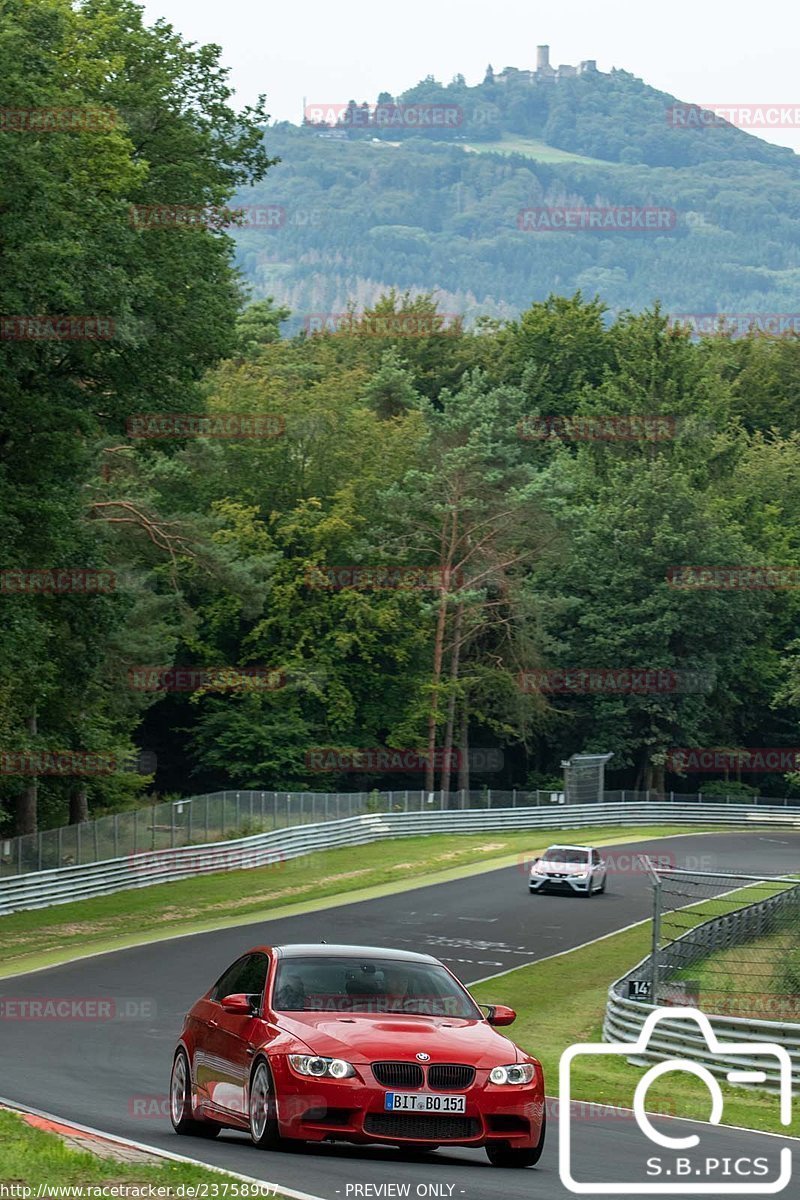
[[170, 1049, 220, 1138], [486, 1112, 546, 1168], [249, 1059, 281, 1149]]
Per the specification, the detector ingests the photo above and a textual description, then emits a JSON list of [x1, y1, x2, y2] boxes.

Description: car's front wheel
[[249, 1059, 281, 1149], [170, 1049, 220, 1138], [486, 1112, 546, 1167]]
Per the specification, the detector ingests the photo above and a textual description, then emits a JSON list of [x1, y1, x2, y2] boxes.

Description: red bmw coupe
[[170, 943, 546, 1167]]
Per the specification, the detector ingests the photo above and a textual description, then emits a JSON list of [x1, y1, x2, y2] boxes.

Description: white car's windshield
[[272, 955, 482, 1017], [541, 849, 589, 865]]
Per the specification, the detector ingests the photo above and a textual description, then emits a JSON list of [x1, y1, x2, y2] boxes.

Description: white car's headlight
[[489, 1063, 536, 1085], [289, 1055, 355, 1079]]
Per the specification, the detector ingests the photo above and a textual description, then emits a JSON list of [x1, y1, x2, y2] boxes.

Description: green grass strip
[[0, 1107, 295, 1196]]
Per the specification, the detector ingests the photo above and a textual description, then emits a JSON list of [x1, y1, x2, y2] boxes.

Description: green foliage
[[0, 0, 274, 832], [231, 71, 800, 325]]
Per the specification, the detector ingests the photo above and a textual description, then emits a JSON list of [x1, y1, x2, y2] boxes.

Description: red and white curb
[[0, 1098, 325, 1200]]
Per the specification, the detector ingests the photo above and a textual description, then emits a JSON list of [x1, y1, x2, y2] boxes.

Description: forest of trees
[[2, 0, 800, 838], [232, 70, 800, 325]]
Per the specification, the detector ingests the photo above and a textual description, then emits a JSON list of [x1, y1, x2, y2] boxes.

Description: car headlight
[[573, 872, 588, 879], [489, 1063, 536, 1085], [288, 1054, 355, 1079]]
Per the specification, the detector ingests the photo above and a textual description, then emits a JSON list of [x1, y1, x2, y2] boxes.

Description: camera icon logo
[[559, 1007, 793, 1194]]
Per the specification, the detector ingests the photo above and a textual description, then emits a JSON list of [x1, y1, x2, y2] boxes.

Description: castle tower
[[536, 45, 550, 72]]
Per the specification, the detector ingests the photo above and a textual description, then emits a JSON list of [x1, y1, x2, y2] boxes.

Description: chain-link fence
[[644, 863, 800, 1022], [0, 787, 561, 878]]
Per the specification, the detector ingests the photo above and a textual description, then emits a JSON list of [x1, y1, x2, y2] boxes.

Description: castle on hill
[[489, 46, 598, 85]]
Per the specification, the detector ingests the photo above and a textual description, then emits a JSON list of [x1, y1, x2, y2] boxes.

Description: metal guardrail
[[3, 786, 800, 879], [2, 797, 800, 916], [604, 882, 800, 1090]]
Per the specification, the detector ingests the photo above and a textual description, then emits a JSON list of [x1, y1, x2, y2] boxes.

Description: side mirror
[[220, 993, 257, 1015], [483, 1003, 516, 1027]]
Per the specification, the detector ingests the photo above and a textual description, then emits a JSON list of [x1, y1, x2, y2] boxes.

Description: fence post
[[38, 832, 42, 872], [171, 805, 175, 850], [151, 805, 156, 851], [651, 876, 662, 1003], [187, 802, 192, 845], [621, 789, 625, 805], [114, 813, 119, 859], [512, 788, 517, 808], [77, 822, 82, 865], [93, 820, 99, 862], [58, 826, 63, 867], [205, 795, 210, 843]]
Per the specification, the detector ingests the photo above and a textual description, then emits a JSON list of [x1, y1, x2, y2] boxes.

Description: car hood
[[533, 861, 588, 874], [274, 1011, 522, 1067]]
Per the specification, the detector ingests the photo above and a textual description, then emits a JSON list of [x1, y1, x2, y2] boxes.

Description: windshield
[[271, 955, 482, 1018], [541, 848, 589, 864]]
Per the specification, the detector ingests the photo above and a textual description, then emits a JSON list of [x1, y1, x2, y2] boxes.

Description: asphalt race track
[[1, 832, 798, 1199]]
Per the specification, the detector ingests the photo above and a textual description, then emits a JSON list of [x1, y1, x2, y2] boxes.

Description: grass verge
[[472, 917, 799, 1138], [0, 1107, 290, 1195], [0, 824, 718, 977]]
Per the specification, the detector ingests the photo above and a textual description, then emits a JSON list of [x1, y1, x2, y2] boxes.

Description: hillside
[[232, 65, 800, 328]]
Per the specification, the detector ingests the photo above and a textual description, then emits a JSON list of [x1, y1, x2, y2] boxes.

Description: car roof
[[248, 943, 440, 964]]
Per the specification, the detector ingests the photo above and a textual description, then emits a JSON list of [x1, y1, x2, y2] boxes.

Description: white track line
[[0, 1096, 325, 1200]]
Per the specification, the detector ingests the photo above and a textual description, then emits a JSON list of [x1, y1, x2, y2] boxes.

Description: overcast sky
[[142, 0, 800, 154]]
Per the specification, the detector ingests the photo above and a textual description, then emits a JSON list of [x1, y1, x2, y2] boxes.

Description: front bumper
[[271, 1059, 544, 1148], [529, 872, 591, 893]]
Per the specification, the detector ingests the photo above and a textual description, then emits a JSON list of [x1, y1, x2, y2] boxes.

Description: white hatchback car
[[528, 844, 607, 897]]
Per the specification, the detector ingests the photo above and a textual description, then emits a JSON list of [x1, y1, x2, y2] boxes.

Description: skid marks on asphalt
[[391, 932, 536, 971]]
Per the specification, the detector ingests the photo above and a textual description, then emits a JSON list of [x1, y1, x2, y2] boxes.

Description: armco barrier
[[1, 797, 799, 915], [604, 880, 800, 1091]]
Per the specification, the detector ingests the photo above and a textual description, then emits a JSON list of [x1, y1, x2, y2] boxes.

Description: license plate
[[385, 1092, 466, 1113]]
